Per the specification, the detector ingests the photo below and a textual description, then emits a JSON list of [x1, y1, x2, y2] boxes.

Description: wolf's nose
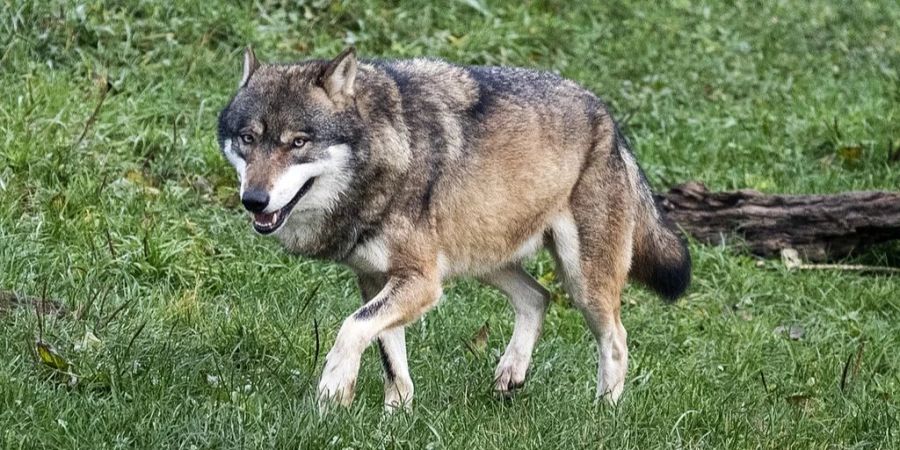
[[241, 189, 269, 213]]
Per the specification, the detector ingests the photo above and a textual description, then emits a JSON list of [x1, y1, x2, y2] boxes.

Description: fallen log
[[656, 181, 900, 261]]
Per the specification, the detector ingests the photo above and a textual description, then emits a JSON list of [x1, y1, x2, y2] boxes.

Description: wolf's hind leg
[[481, 266, 550, 394], [550, 210, 632, 404]]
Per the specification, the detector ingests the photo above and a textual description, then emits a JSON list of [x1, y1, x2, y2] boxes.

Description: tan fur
[[432, 98, 591, 275]]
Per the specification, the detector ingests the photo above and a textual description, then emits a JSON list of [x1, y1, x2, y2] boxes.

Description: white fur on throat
[[347, 235, 392, 274]]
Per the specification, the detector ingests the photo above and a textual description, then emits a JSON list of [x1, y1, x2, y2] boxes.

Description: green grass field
[[1, 1, 899, 448]]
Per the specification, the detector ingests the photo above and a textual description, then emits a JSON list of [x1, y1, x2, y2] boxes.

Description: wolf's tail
[[619, 134, 691, 302]]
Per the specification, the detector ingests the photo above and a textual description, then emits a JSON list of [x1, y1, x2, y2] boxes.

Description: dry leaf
[[470, 321, 490, 351], [463, 322, 490, 355], [780, 248, 801, 269], [837, 145, 863, 164], [36, 340, 70, 371], [123, 170, 160, 195]]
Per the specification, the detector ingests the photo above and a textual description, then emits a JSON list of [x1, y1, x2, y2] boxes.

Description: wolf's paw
[[493, 352, 529, 395], [596, 366, 626, 406], [383, 376, 414, 413], [596, 378, 625, 406], [317, 354, 359, 411]]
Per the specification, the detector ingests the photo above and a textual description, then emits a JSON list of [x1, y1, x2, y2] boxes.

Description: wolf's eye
[[240, 134, 255, 145], [291, 137, 308, 149]]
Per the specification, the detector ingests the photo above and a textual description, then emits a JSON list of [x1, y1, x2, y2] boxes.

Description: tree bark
[[656, 181, 900, 261]]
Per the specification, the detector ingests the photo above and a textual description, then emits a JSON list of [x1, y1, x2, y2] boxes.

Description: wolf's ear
[[320, 47, 357, 101], [240, 46, 259, 88]]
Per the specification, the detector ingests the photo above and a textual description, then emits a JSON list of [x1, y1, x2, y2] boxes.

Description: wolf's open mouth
[[252, 178, 315, 235]]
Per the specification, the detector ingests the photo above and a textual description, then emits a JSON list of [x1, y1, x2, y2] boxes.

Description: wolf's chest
[[344, 235, 391, 274]]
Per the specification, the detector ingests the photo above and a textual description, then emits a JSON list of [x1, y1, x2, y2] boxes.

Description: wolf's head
[[217, 47, 363, 235]]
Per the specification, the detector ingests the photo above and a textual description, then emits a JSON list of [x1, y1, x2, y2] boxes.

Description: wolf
[[217, 46, 691, 411]]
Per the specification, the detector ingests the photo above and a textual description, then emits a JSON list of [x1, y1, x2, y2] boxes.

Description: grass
[[1, 0, 898, 448]]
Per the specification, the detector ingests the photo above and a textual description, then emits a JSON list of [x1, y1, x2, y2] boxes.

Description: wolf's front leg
[[357, 274, 414, 411], [377, 327, 413, 411], [318, 270, 441, 410]]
